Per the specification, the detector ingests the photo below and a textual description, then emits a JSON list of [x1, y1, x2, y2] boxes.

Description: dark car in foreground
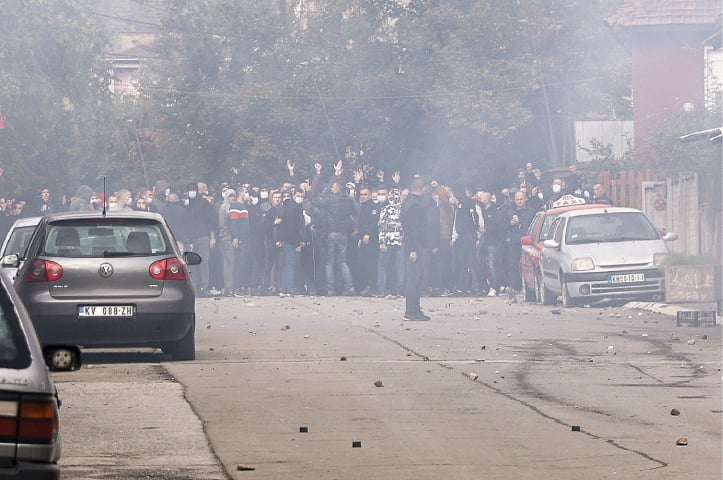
[[0, 269, 79, 479], [11, 211, 201, 361]]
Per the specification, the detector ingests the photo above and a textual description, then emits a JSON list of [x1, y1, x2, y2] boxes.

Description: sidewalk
[[625, 299, 721, 321]]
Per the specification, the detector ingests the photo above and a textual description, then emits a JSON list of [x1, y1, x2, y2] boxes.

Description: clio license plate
[[78, 305, 135, 317], [608, 273, 645, 284]]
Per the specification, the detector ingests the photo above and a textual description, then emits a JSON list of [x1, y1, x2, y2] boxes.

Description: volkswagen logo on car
[[98, 262, 114, 278]]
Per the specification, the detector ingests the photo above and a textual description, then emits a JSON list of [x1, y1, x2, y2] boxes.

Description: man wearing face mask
[[355, 187, 380, 296], [245, 190, 266, 294], [275, 190, 305, 296], [309, 161, 358, 296], [183, 182, 216, 297], [152, 180, 171, 214]]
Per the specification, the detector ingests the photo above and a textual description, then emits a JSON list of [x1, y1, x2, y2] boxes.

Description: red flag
[[0, 112, 4, 130]]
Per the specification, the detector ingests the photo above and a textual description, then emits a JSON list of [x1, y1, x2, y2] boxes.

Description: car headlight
[[571, 257, 595, 271], [653, 253, 668, 266]]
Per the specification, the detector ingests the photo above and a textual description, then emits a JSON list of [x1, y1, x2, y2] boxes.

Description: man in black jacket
[[401, 177, 430, 321], [355, 186, 380, 295], [276, 190, 305, 296], [310, 162, 357, 296], [183, 182, 217, 296]]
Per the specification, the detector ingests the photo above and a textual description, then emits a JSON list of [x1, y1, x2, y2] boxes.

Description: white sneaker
[[487, 288, 497, 297]]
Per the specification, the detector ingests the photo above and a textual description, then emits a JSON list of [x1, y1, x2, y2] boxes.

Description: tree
[[0, 0, 123, 197]]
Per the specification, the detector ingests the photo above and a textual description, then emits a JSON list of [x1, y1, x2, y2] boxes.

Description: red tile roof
[[609, 0, 722, 27]]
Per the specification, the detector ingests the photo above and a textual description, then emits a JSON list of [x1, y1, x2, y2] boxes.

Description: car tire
[[537, 272, 555, 305], [523, 270, 536, 302], [561, 282, 578, 308], [164, 326, 196, 361]]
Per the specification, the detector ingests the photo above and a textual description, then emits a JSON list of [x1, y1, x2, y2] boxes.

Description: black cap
[[186, 182, 198, 191]]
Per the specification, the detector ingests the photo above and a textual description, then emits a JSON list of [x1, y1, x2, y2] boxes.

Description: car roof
[[42, 210, 165, 222], [557, 206, 642, 218], [9, 216, 43, 228], [543, 203, 610, 215]]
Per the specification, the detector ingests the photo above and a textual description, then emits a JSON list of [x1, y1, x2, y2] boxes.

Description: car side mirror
[[520, 236, 532, 246], [662, 232, 678, 242], [543, 239, 560, 249], [0, 254, 19, 268], [184, 251, 202, 266]]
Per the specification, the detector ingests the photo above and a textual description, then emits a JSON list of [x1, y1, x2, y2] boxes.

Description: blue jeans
[[377, 245, 405, 295], [281, 243, 298, 294], [325, 232, 353, 291], [481, 243, 501, 291]]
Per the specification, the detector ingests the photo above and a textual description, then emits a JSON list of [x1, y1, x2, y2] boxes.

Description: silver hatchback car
[[0, 269, 71, 479], [539, 207, 677, 307], [11, 211, 201, 361]]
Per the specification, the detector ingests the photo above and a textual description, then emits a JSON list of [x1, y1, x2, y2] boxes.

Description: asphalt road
[[55, 294, 722, 479]]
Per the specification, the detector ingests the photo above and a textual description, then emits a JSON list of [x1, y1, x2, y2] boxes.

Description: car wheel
[[163, 327, 196, 361], [45, 348, 77, 371], [561, 282, 578, 308], [523, 270, 536, 302], [537, 272, 555, 305]]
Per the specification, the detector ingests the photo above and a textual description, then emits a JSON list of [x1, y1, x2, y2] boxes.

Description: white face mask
[[188, 191, 197, 199], [250, 197, 259, 205], [126, 197, 133, 206], [243, 193, 250, 201], [377, 195, 387, 203], [145, 197, 153, 204], [294, 197, 303, 205], [260, 191, 269, 199], [552, 184, 561, 194], [164, 187, 171, 196]]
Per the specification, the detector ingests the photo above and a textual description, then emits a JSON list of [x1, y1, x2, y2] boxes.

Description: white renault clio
[[539, 207, 677, 307]]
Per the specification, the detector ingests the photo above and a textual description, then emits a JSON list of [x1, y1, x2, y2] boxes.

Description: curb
[[624, 301, 719, 322]]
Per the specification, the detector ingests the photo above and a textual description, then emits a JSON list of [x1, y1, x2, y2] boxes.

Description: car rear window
[[566, 212, 660, 244], [0, 288, 31, 369], [42, 219, 171, 257]]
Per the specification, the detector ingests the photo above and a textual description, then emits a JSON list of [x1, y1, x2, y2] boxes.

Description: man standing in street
[[184, 182, 216, 297], [505, 191, 535, 294], [400, 177, 430, 321], [310, 161, 357, 296]]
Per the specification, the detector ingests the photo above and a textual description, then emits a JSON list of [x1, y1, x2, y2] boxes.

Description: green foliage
[[0, 0, 632, 195], [648, 107, 722, 177], [0, 0, 121, 197]]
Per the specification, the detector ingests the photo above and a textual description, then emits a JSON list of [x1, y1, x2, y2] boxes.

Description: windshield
[[2, 225, 38, 258], [566, 212, 660, 245], [42, 219, 171, 257]]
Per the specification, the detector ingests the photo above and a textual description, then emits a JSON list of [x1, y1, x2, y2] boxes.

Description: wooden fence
[[597, 169, 660, 208]]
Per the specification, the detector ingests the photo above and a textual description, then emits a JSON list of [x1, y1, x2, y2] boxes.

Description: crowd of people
[[0, 160, 615, 308]]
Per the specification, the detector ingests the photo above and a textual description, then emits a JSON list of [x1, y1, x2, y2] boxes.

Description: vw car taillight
[[149, 258, 188, 281], [24, 260, 63, 283]]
